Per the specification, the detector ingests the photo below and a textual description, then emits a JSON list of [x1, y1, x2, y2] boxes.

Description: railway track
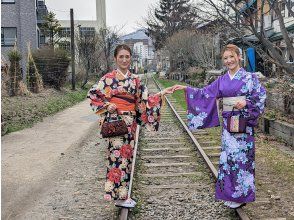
[[118, 74, 249, 220]]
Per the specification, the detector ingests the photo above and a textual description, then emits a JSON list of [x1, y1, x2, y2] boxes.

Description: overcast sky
[[46, 0, 159, 34]]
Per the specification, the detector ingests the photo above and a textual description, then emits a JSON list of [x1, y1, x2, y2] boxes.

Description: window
[[79, 27, 95, 37], [1, 0, 15, 3], [1, 27, 17, 46], [59, 27, 71, 37]]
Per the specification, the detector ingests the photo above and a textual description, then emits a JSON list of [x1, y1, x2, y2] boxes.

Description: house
[[232, 0, 294, 74], [1, 0, 48, 74], [57, 0, 106, 51]]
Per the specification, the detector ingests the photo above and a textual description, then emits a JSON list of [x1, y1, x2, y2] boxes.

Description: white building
[[58, 0, 106, 50]]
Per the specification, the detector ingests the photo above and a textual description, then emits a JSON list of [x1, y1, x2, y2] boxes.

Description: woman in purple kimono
[[173, 44, 266, 208]]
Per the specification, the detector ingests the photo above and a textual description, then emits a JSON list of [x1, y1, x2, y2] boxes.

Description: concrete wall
[[266, 92, 294, 114], [1, 0, 38, 75], [259, 116, 294, 148]]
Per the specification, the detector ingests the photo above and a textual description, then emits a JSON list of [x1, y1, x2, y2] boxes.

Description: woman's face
[[222, 50, 241, 71], [114, 49, 131, 71]]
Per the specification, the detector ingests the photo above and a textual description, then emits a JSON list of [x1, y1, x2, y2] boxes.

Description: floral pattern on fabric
[[186, 68, 266, 203], [88, 70, 162, 200]]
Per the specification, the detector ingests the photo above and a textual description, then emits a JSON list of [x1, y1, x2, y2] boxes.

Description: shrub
[[1, 63, 10, 96], [7, 48, 22, 96], [33, 47, 70, 90], [26, 47, 43, 93]]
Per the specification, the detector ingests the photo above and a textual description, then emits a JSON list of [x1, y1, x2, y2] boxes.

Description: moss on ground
[[2, 87, 89, 135]]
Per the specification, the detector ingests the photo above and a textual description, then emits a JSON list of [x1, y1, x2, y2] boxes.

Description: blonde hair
[[221, 44, 241, 58]]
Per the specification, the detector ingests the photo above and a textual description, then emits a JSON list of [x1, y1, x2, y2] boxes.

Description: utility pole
[[70, 8, 76, 90]]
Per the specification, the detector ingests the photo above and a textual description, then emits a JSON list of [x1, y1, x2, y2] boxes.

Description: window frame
[[1, 27, 17, 47], [1, 0, 15, 4]]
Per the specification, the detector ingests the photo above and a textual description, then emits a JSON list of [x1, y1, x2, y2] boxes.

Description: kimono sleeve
[[244, 73, 266, 126], [186, 77, 221, 131], [87, 77, 111, 115], [135, 79, 162, 131]]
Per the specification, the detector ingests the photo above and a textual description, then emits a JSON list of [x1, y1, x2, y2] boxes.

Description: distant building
[[120, 29, 156, 72], [58, 0, 106, 51], [1, 0, 48, 73]]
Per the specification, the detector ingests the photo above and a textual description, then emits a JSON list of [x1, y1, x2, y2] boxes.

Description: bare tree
[[97, 28, 120, 74], [197, 0, 294, 75], [76, 32, 99, 89]]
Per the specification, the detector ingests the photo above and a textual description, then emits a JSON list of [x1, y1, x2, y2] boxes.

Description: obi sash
[[109, 94, 136, 114], [223, 96, 246, 111]]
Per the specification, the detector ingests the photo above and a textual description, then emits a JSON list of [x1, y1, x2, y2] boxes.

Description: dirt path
[[2, 100, 118, 219]]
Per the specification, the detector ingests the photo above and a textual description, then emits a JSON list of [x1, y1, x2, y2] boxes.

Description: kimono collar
[[228, 67, 242, 80], [116, 69, 131, 78]]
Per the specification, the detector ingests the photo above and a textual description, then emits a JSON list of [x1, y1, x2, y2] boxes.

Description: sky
[[46, 0, 159, 34]]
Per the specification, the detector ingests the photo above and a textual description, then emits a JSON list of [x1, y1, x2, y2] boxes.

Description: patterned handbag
[[227, 108, 247, 133], [101, 115, 128, 138]]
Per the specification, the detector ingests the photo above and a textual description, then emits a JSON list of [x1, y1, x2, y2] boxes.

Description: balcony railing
[[36, 1, 48, 24]]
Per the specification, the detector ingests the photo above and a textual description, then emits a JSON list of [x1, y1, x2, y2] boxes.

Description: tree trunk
[[81, 60, 90, 89], [274, 1, 294, 59]]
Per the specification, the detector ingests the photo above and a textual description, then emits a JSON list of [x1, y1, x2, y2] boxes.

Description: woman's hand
[[172, 85, 187, 92], [234, 100, 246, 110], [155, 87, 174, 96], [107, 103, 117, 113]]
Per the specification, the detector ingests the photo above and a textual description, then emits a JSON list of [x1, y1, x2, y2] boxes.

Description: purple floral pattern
[[186, 68, 266, 203]]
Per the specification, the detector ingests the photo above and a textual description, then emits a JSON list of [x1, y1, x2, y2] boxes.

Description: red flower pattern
[[107, 167, 122, 183], [105, 71, 116, 78], [148, 95, 160, 108], [120, 144, 133, 159]]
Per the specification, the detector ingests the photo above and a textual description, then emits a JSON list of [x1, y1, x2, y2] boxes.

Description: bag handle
[[230, 107, 245, 117], [106, 111, 123, 122]]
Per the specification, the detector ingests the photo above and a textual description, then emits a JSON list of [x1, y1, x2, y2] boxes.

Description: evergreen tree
[[146, 0, 196, 50], [41, 11, 61, 47]]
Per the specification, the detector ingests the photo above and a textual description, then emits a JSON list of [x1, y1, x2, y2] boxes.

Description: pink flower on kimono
[[141, 114, 148, 123], [104, 194, 112, 201], [121, 170, 126, 178], [120, 144, 133, 159], [148, 95, 160, 108], [148, 115, 154, 123], [113, 150, 120, 158], [107, 167, 122, 183], [105, 72, 116, 78]]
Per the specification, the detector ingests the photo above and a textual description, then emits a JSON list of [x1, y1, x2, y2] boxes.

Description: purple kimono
[[186, 68, 266, 203]]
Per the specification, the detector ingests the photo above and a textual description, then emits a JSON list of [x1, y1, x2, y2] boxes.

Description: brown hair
[[221, 44, 241, 58], [114, 44, 132, 58]]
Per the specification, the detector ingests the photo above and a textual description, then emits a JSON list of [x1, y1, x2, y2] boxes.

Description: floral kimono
[[88, 70, 162, 201], [185, 68, 266, 203]]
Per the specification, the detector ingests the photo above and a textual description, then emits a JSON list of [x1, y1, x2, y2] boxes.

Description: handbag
[[101, 114, 128, 138], [227, 107, 247, 133]]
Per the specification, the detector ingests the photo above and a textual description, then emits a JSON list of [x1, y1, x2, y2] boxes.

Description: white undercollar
[[117, 69, 129, 78], [228, 68, 241, 80]]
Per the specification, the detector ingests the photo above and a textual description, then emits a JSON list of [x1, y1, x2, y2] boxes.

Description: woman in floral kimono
[[88, 44, 173, 208], [173, 44, 266, 208]]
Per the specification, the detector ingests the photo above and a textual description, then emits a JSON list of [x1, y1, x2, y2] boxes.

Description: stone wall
[[259, 116, 294, 148], [266, 92, 294, 114]]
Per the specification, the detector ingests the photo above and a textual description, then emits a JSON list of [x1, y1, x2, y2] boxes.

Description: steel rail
[[152, 75, 250, 220]]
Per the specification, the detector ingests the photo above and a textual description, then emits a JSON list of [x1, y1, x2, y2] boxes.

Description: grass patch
[[2, 87, 89, 135], [154, 76, 188, 110], [256, 135, 294, 182]]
